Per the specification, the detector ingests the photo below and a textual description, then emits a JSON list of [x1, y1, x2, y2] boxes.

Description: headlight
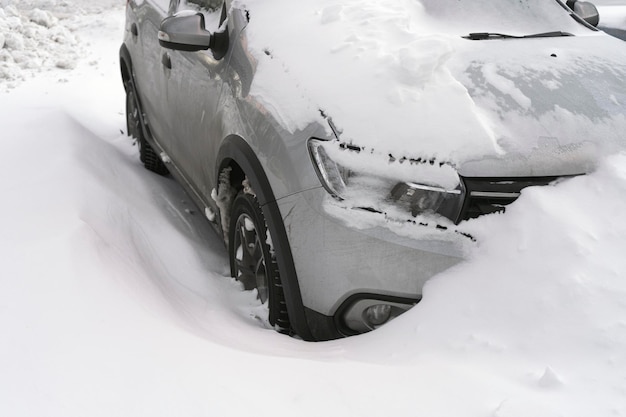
[[308, 139, 349, 198], [389, 182, 464, 221], [308, 139, 466, 223]]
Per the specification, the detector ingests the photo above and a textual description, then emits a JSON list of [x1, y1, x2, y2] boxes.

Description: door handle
[[161, 53, 172, 69], [130, 23, 138, 37]]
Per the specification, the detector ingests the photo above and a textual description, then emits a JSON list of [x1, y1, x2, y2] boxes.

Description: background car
[[596, 4, 626, 39]]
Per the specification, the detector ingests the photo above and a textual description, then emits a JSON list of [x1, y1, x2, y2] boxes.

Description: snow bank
[[357, 154, 626, 416], [0, 0, 120, 89]]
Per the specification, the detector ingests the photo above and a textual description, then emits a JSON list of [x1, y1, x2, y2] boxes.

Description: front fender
[[217, 135, 315, 341]]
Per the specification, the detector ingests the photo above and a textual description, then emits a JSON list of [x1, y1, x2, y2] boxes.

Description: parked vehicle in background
[[120, 0, 626, 340], [596, 4, 626, 40], [574, 0, 626, 40]]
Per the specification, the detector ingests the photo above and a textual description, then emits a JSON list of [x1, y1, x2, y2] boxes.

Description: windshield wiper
[[464, 31, 574, 40]]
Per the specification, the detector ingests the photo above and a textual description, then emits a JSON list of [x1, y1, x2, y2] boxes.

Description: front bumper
[[276, 186, 470, 339]]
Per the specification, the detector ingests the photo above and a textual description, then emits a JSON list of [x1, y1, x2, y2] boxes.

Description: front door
[[161, 0, 234, 199]]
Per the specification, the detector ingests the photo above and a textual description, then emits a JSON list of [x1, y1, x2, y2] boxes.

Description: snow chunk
[[4, 32, 25, 50], [537, 366, 564, 389], [160, 152, 171, 163], [204, 207, 216, 222], [319, 5, 342, 25], [55, 58, 75, 70], [49, 25, 76, 45], [29, 8, 57, 28], [265, 230, 273, 251]]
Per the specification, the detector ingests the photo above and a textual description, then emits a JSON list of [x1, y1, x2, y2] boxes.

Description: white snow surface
[[2, 1, 626, 417]]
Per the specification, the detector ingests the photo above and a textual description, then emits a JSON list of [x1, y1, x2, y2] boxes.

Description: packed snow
[[2, 1, 626, 416], [0, 0, 121, 89]]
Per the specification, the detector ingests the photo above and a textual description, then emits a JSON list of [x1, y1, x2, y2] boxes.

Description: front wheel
[[229, 190, 290, 332]]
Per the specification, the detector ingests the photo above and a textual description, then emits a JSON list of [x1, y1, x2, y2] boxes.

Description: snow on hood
[[236, 0, 626, 178], [451, 35, 626, 177]]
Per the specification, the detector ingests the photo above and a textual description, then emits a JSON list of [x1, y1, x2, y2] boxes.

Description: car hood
[[449, 34, 626, 177], [242, 2, 626, 179]]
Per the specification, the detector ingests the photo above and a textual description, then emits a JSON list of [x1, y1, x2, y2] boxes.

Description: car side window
[[175, 0, 226, 28], [186, 0, 224, 12]]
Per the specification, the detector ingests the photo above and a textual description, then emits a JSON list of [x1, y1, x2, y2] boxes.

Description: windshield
[[419, 0, 590, 36]]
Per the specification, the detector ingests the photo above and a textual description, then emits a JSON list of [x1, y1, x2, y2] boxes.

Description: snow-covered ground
[[2, 1, 626, 416]]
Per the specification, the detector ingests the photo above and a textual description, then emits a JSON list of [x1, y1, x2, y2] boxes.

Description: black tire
[[125, 86, 169, 176], [229, 191, 290, 332]]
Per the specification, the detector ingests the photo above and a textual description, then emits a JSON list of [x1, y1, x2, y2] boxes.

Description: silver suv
[[120, 0, 626, 340]]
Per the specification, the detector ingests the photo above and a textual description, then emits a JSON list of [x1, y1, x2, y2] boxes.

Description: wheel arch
[[216, 135, 315, 341], [119, 44, 133, 89], [120, 44, 138, 137]]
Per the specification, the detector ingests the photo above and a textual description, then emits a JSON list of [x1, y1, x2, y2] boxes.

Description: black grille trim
[[457, 176, 562, 222]]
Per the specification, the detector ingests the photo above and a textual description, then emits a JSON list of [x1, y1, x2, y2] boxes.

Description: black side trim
[[217, 136, 314, 341], [159, 39, 209, 52], [119, 45, 153, 152], [304, 308, 342, 341], [120, 44, 165, 166], [334, 293, 420, 337], [120, 44, 145, 138], [210, 30, 229, 60], [119, 44, 133, 85]]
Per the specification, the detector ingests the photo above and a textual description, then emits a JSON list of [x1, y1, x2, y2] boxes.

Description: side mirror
[[158, 12, 213, 52], [573, 1, 600, 27]]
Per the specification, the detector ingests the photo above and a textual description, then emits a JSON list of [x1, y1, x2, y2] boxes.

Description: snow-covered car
[[596, 3, 626, 40], [120, 0, 626, 340]]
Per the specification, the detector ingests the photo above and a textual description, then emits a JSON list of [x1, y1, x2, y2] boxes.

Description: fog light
[[364, 304, 392, 327], [341, 297, 416, 334]]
